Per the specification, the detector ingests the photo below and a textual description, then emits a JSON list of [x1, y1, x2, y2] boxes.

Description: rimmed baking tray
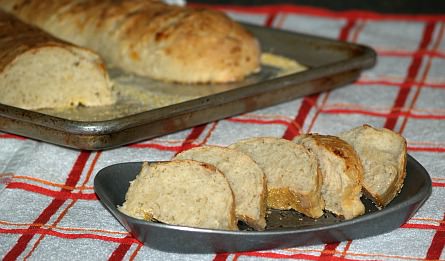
[[94, 154, 432, 253], [0, 23, 376, 150]]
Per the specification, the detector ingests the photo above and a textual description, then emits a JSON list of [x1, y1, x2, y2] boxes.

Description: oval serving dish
[[94, 154, 431, 253]]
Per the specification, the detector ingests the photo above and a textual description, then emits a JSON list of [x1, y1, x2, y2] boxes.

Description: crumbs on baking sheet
[[260, 52, 307, 77], [38, 87, 193, 121]]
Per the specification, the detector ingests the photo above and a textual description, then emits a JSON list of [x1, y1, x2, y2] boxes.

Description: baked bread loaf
[[119, 160, 238, 230], [0, 10, 114, 110], [229, 137, 325, 218], [174, 145, 267, 230], [293, 134, 365, 219], [338, 125, 407, 208], [0, 0, 261, 83]]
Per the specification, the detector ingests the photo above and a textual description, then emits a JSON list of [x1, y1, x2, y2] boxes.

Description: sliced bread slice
[[119, 160, 237, 230], [293, 134, 365, 219], [173, 145, 267, 230], [229, 137, 325, 218], [338, 125, 407, 208]]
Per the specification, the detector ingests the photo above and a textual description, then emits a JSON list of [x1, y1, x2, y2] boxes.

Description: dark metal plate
[[0, 23, 376, 150], [94, 155, 432, 253]]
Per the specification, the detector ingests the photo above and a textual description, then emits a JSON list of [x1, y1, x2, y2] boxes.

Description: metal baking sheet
[[93, 154, 432, 253], [0, 23, 376, 150]]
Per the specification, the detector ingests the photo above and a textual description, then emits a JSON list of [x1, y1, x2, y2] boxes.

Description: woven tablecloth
[[1, 4, 444, 261]]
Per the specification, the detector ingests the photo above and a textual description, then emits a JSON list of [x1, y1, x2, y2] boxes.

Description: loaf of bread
[[229, 137, 325, 218], [338, 125, 407, 208], [174, 145, 267, 230], [0, 0, 261, 83], [119, 160, 238, 230], [293, 134, 365, 219], [0, 10, 114, 110]]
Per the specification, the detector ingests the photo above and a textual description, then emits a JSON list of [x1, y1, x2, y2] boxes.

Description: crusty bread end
[[338, 124, 407, 208], [0, 10, 115, 110]]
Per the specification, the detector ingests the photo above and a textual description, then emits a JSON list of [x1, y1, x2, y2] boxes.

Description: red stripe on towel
[[3, 151, 90, 260], [384, 22, 436, 130]]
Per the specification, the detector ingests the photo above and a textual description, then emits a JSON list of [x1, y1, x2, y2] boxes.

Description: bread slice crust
[[294, 134, 365, 219], [229, 137, 325, 218]]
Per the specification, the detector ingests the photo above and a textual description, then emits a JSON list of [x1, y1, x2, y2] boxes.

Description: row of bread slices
[[119, 124, 407, 231]]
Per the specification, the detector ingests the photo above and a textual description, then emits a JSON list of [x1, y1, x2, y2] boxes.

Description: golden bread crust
[[294, 134, 365, 219]]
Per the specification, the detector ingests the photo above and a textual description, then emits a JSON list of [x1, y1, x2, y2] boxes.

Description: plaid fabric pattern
[[1, 4, 444, 261]]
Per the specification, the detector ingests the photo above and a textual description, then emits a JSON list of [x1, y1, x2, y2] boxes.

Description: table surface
[[1, 3, 444, 261]]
